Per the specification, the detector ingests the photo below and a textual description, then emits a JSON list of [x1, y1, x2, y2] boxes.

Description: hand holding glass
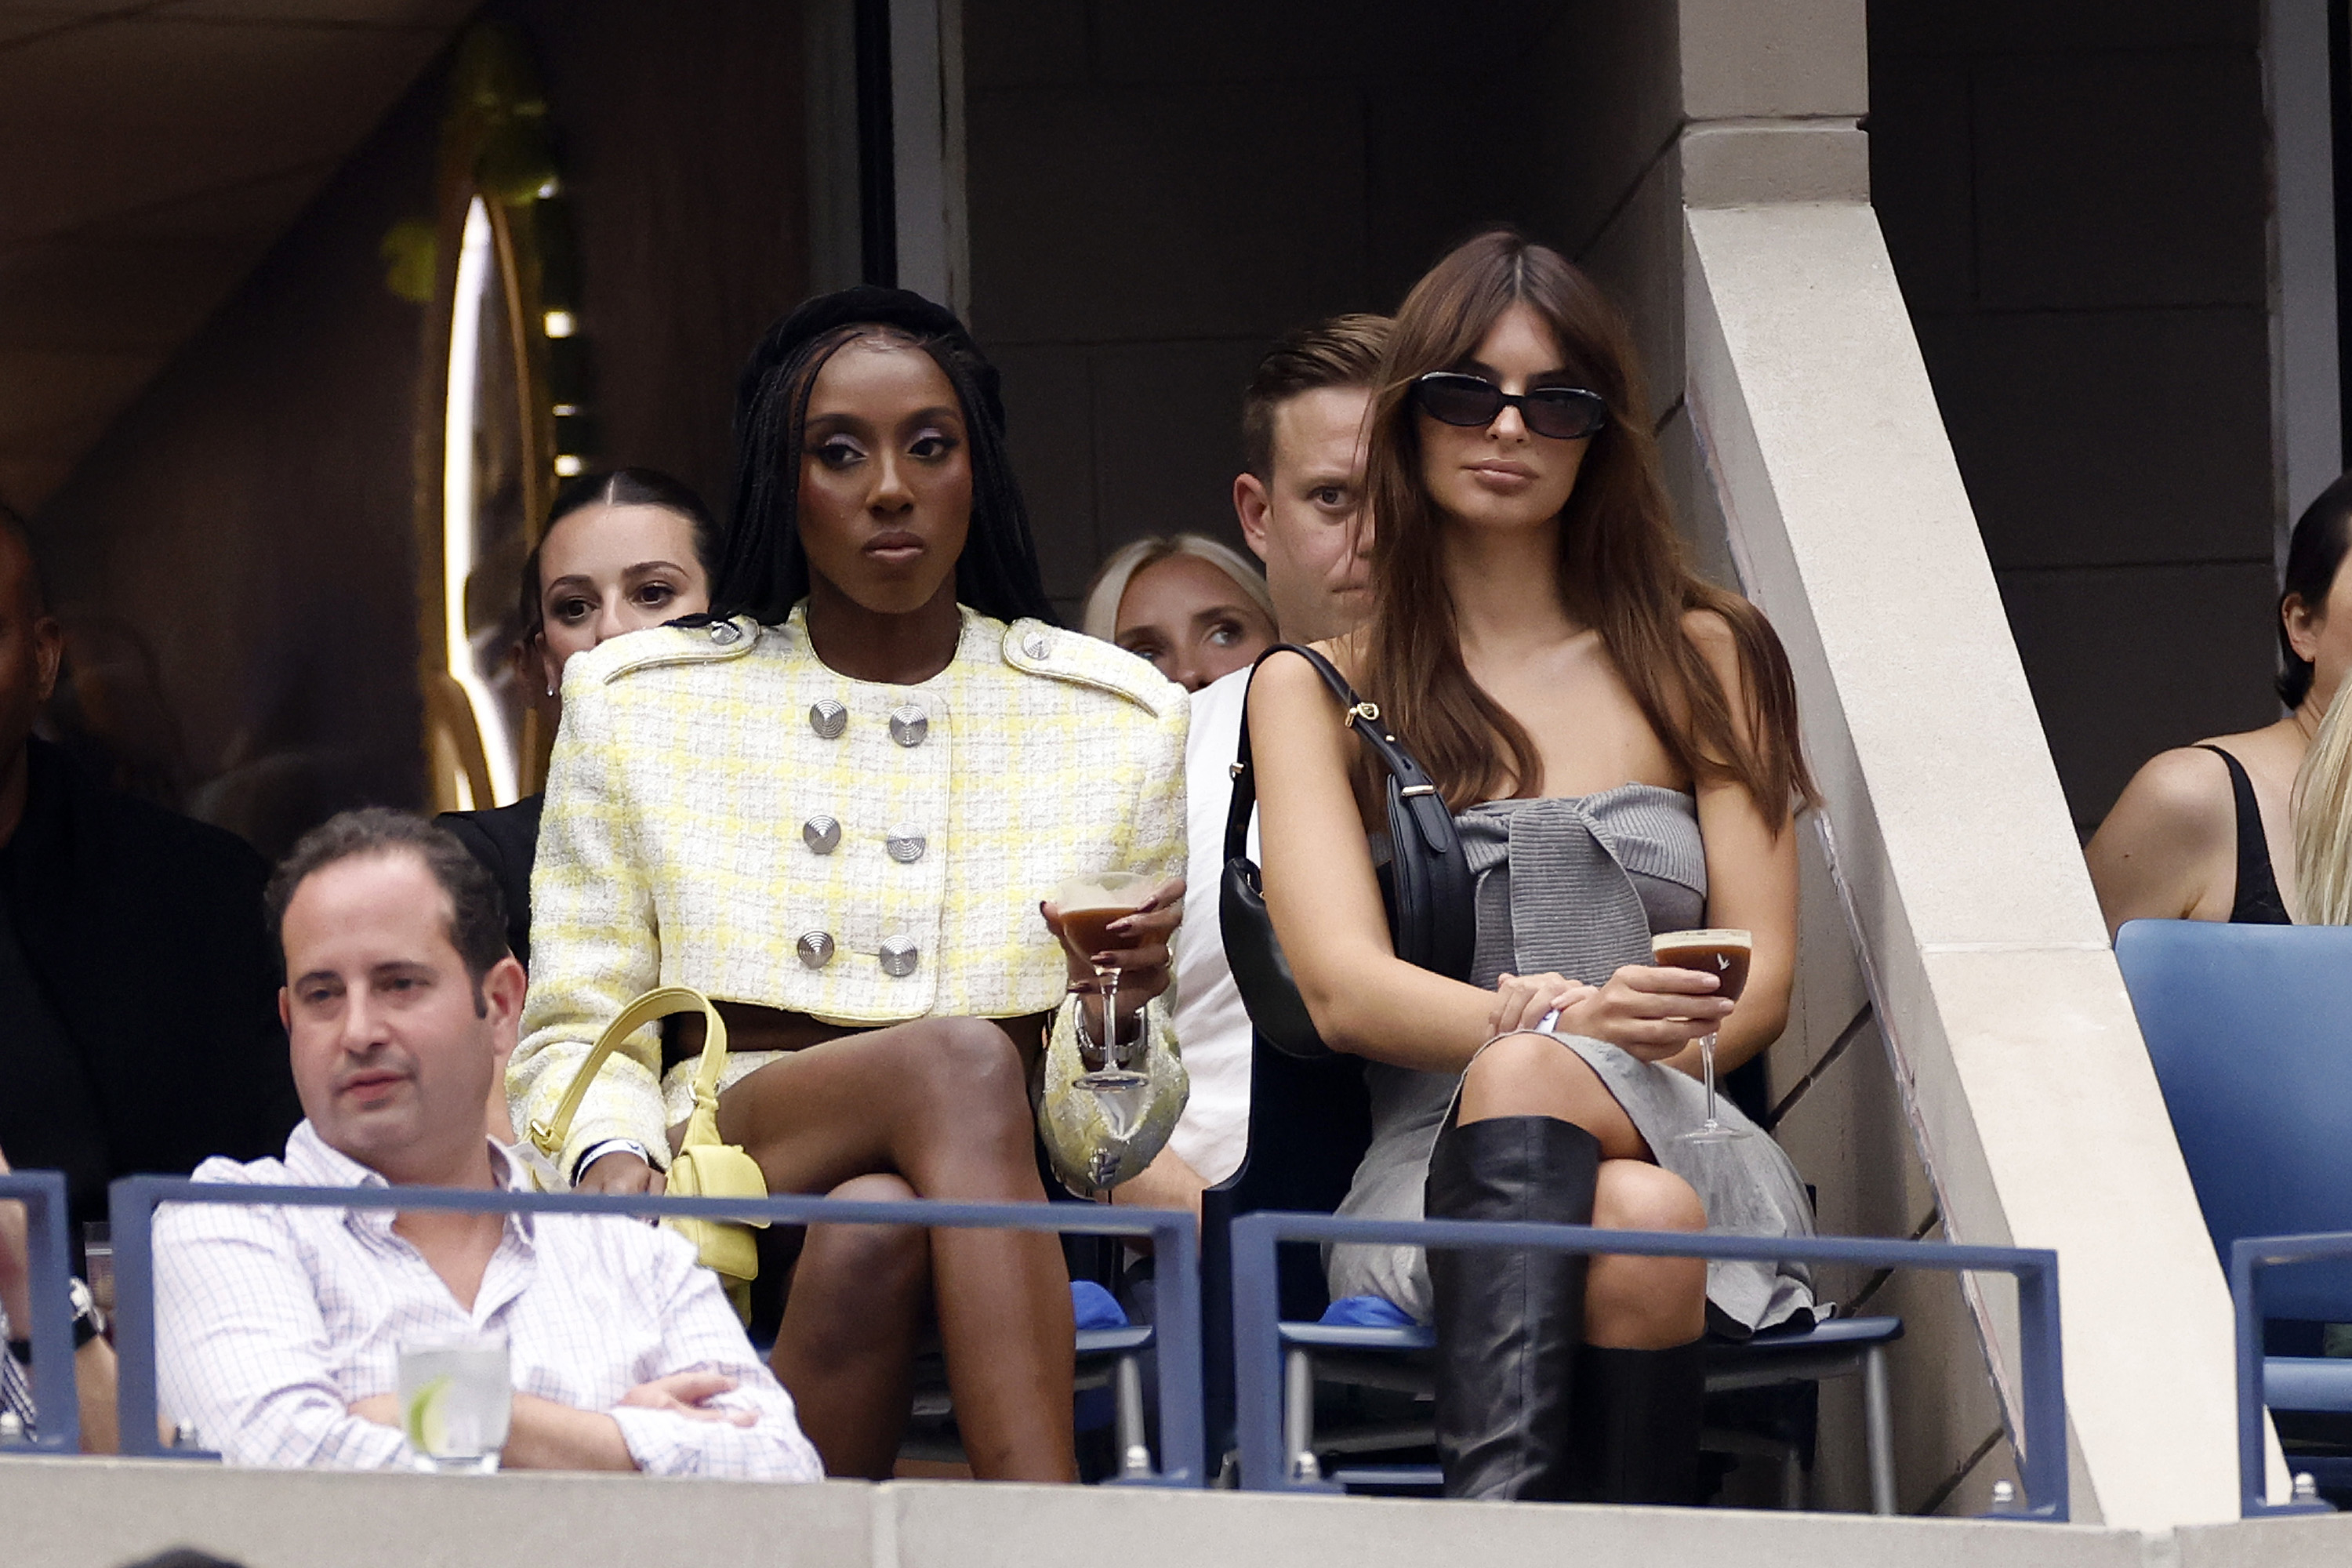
[[1056, 871, 1156, 1189], [1650, 927, 1752, 1145]]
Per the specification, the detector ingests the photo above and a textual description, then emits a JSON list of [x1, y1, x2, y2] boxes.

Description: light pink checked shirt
[[154, 1123, 821, 1479]]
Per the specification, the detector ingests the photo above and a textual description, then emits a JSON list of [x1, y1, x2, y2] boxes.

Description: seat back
[[1199, 1032, 1373, 1472], [2114, 918, 2352, 1319]]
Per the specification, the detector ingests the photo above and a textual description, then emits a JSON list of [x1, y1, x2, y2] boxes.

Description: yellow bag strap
[[527, 986, 728, 1165]]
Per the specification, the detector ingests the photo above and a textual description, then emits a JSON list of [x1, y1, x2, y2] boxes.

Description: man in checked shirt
[[152, 808, 821, 1477]]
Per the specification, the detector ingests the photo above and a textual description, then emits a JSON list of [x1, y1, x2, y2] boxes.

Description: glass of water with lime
[[397, 1332, 511, 1472]]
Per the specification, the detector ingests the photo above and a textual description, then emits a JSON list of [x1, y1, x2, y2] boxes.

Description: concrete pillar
[[1671, 0, 2254, 1528]]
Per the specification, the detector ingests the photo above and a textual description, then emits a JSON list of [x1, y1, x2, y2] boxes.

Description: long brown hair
[[1358, 230, 1813, 822]]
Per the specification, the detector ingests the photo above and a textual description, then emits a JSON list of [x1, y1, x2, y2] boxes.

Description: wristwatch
[[572, 1138, 655, 1184], [5, 1276, 106, 1361]]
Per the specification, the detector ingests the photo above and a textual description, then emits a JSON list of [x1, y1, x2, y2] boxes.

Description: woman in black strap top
[[2087, 474, 2352, 930]]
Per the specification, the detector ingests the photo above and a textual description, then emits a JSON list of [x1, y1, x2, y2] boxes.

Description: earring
[[546, 682, 557, 698]]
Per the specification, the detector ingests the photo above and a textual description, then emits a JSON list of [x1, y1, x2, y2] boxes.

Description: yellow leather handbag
[[527, 986, 768, 1318]]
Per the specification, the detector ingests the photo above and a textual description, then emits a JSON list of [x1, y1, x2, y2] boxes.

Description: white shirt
[[1169, 667, 1258, 1185], [154, 1123, 822, 1479], [0, 1306, 34, 1433]]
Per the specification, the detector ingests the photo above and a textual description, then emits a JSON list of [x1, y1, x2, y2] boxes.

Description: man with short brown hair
[[1119, 315, 1390, 1216], [155, 808, 821, 1476]]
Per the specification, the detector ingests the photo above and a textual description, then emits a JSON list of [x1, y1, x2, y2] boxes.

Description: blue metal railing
[[0, 1170, 78, 1454], [107, 1176, 1203, 1482], [2230, 1230, 2352, 1517], [1229, 1211, 2067, 1519]]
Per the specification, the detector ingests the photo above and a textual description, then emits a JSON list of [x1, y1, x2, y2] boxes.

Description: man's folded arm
[[611, 1246, 823, 1480], [154, 1201, 413, 1470]]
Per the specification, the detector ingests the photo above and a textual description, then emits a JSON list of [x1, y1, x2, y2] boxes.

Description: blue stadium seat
[[2114, 919, 2352, 1490]]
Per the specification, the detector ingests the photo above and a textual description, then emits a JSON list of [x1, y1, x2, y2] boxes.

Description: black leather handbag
[[1219, 644, 1475, 1058]]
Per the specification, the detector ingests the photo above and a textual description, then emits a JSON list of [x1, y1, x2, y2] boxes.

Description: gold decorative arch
[[410, 24, 570, 811]]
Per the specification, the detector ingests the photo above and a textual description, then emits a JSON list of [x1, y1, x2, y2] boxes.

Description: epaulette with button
[[999, 619, 1181, 717], [577, 618, 762, 686]]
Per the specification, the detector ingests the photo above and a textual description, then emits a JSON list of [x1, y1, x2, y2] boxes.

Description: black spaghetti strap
[[2196, 745, 2292, 924]]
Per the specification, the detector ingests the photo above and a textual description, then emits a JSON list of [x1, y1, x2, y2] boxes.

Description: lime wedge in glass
[[403, 1374, 454, 1452]]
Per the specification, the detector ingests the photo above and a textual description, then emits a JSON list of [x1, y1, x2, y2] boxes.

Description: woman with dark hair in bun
[[439, 466, 720, 968], [2089, 474, 2352, 931], [509, 288, 1189, 1481]]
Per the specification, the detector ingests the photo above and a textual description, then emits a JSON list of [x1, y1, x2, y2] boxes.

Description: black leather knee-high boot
[[1424, 1114, 1602, 1501], [1567, 1338, 1707, 1505]]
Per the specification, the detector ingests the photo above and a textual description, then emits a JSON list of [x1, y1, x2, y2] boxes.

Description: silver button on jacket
[[885, 826, 926, 863], [709, 621, 742, 645], [878, 935, 920, 977], [888, 705, 929, 747], [797, 931, 836, 969], [808, 699, 848, 739], [803, 815, 842, 855]]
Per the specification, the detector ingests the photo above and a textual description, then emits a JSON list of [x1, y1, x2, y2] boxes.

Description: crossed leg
[[715, 1016, 1077, 1482], [769, 1172, 933, 1477], [1454, 1032, 1708, 1346]]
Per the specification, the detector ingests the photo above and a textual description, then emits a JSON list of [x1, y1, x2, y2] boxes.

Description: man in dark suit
[[0, 506, 297, 1236]]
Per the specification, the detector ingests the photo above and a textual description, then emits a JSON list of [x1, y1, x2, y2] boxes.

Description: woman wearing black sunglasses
[[1246, 230, 1820, 1504]]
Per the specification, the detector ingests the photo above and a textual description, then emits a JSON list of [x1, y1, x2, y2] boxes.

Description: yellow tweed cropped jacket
[[509, 602, 1189, 1178]]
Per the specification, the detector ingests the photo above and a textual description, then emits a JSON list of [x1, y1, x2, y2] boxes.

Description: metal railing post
[[1231, 1213, 1285, 1492], [2228, 1231, 2352, 1517], [0, 1170, 76, 1454], [2012, 1253, 2068, 1522]]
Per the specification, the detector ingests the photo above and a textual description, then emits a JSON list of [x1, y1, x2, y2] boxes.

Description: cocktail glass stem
[[1698, 1032, 1722, 1134], [1098, 964, 1121, 1071]]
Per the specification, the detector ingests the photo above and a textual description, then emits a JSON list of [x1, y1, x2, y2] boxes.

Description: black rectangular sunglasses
[[1413, 372, 1608, 441]]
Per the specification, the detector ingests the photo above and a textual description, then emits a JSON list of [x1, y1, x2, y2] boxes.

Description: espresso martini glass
[[1650, 927, 1753, 1145]]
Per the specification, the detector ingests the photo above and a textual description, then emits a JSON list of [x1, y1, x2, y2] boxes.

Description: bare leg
[[771, 1173, 932, 1479], [1584, 1161, 1708, 1348], [716, 1017, 1076, 1482], [1454, 1034, 1709, 1344], [1454, 1033, 1646, 1155]]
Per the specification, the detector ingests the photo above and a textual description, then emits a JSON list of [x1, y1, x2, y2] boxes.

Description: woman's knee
[[795, 1174, 930, 1319], [1585, 1162, 1708, 1348], [1592, 1160, 1707, 1234], [1458, 1033, 1610, 1126], [892, 1016, 1029, 1120]]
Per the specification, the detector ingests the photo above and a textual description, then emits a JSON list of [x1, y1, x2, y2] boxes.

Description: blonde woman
[[2294, 677, 2352, 924], [2089, 476, 2352, 932], [1083, 533, 1276, 692]]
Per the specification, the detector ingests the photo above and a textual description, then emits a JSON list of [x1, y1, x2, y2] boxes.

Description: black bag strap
[[1225, 644, 1474, 980]]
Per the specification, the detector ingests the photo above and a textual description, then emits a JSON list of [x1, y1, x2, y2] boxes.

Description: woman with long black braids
[[510, 288, 1189, 1481]]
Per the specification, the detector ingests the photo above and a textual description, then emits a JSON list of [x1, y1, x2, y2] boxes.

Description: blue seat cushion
[[1072, 1279, 1129, 1331], [1319, 1294, 1418, 1329]]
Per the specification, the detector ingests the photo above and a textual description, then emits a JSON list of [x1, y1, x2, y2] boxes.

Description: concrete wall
[[1867, 2, 2278, 834], [9, 1455, 2319, 1568]]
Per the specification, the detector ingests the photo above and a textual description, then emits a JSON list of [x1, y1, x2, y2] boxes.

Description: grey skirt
[[1327, 1033, 1820, 1335]]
